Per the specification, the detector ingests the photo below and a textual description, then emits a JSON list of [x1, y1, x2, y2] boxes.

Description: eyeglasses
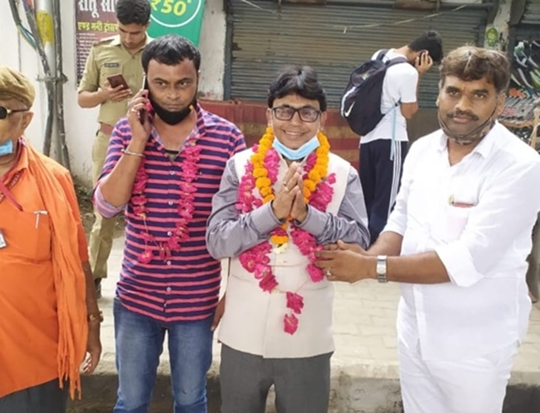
[[0, 106, 29, 120], [272, 106, 321, 123]]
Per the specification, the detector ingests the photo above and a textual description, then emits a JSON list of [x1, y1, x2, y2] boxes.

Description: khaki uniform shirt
[[78, 35, 151, 127]]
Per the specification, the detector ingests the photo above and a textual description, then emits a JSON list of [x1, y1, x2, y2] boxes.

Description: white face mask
[[272, 135, 320, 160]]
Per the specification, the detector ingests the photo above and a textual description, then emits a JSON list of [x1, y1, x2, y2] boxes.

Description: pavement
[[68, 236, 540, 413]]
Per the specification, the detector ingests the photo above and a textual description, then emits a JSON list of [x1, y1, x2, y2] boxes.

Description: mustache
[[447, 110, 479, 121]]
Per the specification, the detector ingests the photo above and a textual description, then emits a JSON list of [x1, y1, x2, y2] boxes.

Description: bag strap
[[386, 56, 408, 67], [376, 49, 389, 61], [376, 49, 408, 67]]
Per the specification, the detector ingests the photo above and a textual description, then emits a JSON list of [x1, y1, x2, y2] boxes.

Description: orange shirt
[[0, 142, 88, 398]]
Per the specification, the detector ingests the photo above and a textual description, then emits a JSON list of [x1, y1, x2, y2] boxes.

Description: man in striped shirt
[[93, 35, 245, 413]]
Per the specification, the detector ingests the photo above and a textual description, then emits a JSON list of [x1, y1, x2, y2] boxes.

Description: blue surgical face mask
[[272, 135, 320, 161], [0, 140, 14, 157]]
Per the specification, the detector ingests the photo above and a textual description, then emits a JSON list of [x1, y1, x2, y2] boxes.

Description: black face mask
[[144, 78, 197, 125], [149, 94, 195, 125]]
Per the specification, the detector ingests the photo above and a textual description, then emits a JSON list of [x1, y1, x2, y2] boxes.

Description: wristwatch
[[88, 310, 104, 323], [376, 255, 388, 283]]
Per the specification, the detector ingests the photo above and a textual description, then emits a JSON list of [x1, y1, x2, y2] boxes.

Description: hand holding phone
[[415, 50, 433, 75], [138, 75, 147, 125], [107, 74, 129, 90], [127, 88, 151, 141], [104, 74, 132, 102]]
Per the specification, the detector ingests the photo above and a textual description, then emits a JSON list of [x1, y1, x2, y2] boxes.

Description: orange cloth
[[0, 139, 88, 399]]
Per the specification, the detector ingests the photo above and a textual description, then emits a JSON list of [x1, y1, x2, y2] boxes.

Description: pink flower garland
[[237, 147, 336, 335], [131, 137, 202, 263]]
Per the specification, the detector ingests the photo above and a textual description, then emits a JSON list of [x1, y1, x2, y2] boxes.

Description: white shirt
[[361, 49, 419, 145], [385, 122, 540, 360]]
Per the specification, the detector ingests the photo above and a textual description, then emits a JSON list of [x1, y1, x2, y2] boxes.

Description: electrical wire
[[20, 0, 55, 157], [8, 0, 37, 49], [9, 0, 71, 169], [52, 0, 70, 171]]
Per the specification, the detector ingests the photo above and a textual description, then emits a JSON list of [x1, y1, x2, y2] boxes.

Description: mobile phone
[[107, 74, 129, 90], [139, 75, 147, 125]]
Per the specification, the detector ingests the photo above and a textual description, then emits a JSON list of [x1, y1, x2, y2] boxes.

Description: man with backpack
[[342, 31, 443, 244]]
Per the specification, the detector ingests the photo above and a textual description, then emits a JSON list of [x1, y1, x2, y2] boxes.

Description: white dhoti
[[398, 340, 519, 413]]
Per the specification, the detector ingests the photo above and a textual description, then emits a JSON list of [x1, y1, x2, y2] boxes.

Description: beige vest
[[218, 150, 350, 358]]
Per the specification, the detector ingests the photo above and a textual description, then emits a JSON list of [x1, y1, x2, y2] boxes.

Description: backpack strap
[[376, 49, 389, 61], [376, 49, 408, 67], [386, 56, 408, 67]]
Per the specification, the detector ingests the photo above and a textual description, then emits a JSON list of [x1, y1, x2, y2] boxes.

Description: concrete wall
[[199, 0, 227, 100], [0, 0, 227, 186], [0, 5, 48, 160]]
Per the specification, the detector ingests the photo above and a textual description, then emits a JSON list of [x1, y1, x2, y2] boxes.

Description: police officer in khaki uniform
[[78, 0, 151, 298]]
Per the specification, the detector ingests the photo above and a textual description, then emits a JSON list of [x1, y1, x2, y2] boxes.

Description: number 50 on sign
[[151, 0, 191, 16], [148, 0, 206, 46]]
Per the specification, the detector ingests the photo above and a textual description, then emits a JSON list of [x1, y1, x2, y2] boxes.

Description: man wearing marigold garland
[[206, 66, 370, 413]]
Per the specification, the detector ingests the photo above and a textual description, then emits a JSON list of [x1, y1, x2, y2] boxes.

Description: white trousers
[[398, 340, 519, 413]]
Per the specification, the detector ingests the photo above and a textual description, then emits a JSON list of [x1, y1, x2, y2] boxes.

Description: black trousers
[[0, 379, 68, 413], [359, 139, 408, 245]]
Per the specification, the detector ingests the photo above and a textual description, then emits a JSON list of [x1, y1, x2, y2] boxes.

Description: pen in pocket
[[34, 210, 48, 228], [448, 195, 476, 208]]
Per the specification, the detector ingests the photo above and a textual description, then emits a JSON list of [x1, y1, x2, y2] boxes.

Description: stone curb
[[68, 360, 540, 413]]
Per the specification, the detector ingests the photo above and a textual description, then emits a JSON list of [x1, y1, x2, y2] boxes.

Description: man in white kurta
[[316, 46, 540, 413]]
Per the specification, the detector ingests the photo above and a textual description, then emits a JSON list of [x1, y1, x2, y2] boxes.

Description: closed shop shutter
[[521, 0, 540, 25], [228, 0, 488, 108]]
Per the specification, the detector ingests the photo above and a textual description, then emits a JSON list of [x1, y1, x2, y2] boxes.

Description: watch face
[[376, 256, 388, 282], [376, 257, 386, 275]]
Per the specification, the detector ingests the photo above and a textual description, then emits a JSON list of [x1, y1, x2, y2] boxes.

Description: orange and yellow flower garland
[[251, 126, 331, 246]]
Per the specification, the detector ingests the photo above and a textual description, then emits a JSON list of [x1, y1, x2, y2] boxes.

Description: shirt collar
[[195, 103, 209, 137], [11, 138, 28, 173], [112, 34, 151, 54], [437, 131, 448, 152], [110, 35, 122, 47], [471, 122, 500, 158]]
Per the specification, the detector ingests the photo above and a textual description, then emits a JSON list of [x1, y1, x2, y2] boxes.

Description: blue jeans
[[113, 299, 213, 413]]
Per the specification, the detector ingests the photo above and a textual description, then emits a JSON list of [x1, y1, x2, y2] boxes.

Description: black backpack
[[340, 50, 408, 136]]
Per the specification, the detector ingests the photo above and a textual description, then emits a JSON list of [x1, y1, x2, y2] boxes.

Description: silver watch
[[376, 255, 388, 283]]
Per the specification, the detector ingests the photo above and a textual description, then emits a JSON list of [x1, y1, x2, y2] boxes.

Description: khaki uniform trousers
[[89, 130, 117, 280]]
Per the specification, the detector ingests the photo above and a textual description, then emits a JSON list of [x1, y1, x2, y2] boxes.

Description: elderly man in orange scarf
[[0, 66, 102, 412]]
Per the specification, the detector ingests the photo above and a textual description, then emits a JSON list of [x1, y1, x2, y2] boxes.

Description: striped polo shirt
[[94, 105, 246, 322]]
